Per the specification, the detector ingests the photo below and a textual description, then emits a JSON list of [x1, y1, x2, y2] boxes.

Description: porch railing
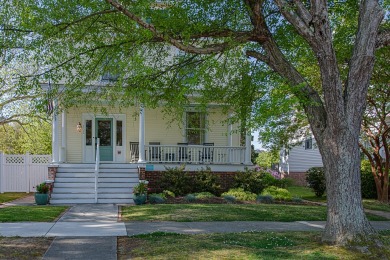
[[144, 144, 245, 164]]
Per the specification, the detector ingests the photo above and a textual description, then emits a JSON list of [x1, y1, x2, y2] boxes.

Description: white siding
[[288, 145, 323, 172]]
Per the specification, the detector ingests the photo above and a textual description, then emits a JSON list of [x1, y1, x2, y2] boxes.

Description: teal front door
[[96, 118, 113, 161]]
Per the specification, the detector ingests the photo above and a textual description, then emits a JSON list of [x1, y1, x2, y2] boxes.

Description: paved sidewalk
[[0, 194, 35, 208]]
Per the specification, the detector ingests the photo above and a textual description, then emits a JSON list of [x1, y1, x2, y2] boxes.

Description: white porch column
[[138, 106, 146, 163], [60, 110, 67, 162], [51, 100, 60, 163], [228, 114, 233, 163], [244, 131, 252, 165]]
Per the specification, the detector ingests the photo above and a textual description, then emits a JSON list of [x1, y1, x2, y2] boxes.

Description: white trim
[[138, 106, 146, 163], [60, 110, 67, 163], [82, 113, 126, 163], [52, 100, 59, 163]]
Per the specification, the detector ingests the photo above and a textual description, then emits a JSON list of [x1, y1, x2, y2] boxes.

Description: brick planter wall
[[138, 169, 237, 193]]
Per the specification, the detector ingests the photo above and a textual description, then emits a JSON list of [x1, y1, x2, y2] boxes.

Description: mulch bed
[[0, 237, 53, 260]]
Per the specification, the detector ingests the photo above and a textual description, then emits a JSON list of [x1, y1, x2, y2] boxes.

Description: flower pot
[[35, 193, 49, 205], [133, 194, 147, 205]]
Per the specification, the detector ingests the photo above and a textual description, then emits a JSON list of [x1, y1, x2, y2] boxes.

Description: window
[[116, 120, 123, 146], [85, 120, 92, 146], [186, 112, 206, 145], [305, 138, 313, 150]]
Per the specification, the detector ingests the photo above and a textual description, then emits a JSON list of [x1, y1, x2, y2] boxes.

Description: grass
[[0, 237, 53, 259], [287, 186, 327, 202], [121, 204, 387, 222], [118, 231, 390, 260], [363, 200, 390, 212], [0, 192, 29, 203], [0, 206, 68, 222]]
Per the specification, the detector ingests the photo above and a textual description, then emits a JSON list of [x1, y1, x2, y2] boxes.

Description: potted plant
[[35, 182, 49, 205], [133, 181, 148, 205]]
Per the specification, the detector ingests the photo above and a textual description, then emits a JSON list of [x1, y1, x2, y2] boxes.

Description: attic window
[[101, 71, 119, 82], [305, 138, 313, 150]]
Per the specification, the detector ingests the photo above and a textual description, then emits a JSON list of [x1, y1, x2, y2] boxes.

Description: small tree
[[306, 167, 326, 198]]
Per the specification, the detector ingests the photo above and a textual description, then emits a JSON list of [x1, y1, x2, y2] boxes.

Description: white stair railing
[[94, 138, 100, 203]]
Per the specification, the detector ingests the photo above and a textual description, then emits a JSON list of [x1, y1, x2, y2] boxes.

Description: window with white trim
[[186, 112, 206, 145], [305, 138, 313, 150]]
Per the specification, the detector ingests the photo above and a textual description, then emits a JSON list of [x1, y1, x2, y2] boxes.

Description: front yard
[[0, 192, 29, 203], [0, 206, 68, 222]]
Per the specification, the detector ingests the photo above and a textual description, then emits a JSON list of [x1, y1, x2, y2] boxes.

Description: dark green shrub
[[233, 168, 268, 194], [261, 186, 292, 201], [360, 160, 377, 199], [223, 195, 236, 203], [256, 194, 274, 204], [148, 193, 166, 204], [184, 194, 196, 202], [221, 188, 256, 201], [292, 197, 303, 203], [306, 167, 326, 197], [159, 165, 194, 196], [193, 167, 221, 195]]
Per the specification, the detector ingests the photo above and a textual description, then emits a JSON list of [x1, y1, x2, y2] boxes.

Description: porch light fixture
[[77, 122, 82, 133]]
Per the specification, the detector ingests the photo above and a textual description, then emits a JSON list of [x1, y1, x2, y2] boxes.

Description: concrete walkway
[[1, 198, 390, 260]]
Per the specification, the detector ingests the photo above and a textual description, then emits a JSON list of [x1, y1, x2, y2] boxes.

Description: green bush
[[233, 168, 268, 194], [306, 167, 326, 197], [256, 194, 274, 204], [221, 188, 256, 201], [184, 194, 196, 202], [193, 168, 221, 195], [223, 195, 236, 203], [361, 160, 377, 199], [261, 186, 292, 201], [162, 190, 175, 198], [292, 197, 303, 203], [194, 192, 215, 199], [148, 193, 166, 204], [159, 165, 193, 196]]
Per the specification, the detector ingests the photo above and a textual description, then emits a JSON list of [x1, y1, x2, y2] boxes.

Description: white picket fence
[[0, 153, 51, 193]]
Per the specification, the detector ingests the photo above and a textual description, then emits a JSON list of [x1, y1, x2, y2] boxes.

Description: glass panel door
[[96, 118, 113, 161]]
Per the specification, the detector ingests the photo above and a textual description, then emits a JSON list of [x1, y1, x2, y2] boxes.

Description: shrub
[[233, 168, 268, 194], [184, 194, 196, 202], [163, 190, 175, 198], [193, 167, 221, 195], [36, 182, 49, 194], [159, 165, 193, 196], [262, 186, 292, 201], [361, 160, 377, 199], [223, 195, 236, 203], [133, 181, 148, 196], [292, 197, 303, 203], [194, 192, 215, 199], [221, 188, 256, 201], [256, 194, 274, 204], [148, 193, 166, 204], [306, 167, 326, 197]]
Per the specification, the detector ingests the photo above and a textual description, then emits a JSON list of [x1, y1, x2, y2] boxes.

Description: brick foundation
[[47, 166, 58, 195], [286, 172, 307, 186]]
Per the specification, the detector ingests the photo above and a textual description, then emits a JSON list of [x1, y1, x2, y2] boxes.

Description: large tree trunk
[[319, 129, 376, 244]]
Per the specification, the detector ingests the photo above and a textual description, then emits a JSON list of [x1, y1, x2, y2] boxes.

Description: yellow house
[[49, 101, 252, 204]]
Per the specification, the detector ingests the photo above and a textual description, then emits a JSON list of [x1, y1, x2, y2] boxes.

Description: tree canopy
[[2, 0, 389, 247]]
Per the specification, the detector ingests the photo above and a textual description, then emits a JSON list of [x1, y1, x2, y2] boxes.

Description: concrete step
[[98, 173, 138, 178], [97, 198, 133, 204], [99, 168, 138, 173], [98, 188, 132, 193], [56, 172, 95, 178], [52, 187, 95, 193], [98, 177, 137, 183], [57, 168, 95, 173], [97, 182, 135, 188], [55, 177, 95, 183], [99, 164, 139, 169], [97, 193, 133, 199], [54, 183, 95, 188], [50, 198, 96, 204], [51, 193, 95, 199]]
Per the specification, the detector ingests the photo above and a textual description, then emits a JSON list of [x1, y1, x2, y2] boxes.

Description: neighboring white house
[[279, 136, 323, 185]]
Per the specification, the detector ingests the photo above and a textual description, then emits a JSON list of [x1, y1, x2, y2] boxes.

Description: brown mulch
[[117, 237, 144, 260], [0, 237, 53, 260]]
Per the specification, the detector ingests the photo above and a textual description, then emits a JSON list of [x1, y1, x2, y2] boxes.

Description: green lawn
[[287, 186, 327, 202], [363, 200, 390, 212], [121, 204, 387, 222], [0, 206, 68, 222], [118, 231, 390, 260], [0, 192, 29, 203]]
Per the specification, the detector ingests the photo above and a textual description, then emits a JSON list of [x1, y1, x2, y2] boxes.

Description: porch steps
[[50, 164, 139, 204]]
